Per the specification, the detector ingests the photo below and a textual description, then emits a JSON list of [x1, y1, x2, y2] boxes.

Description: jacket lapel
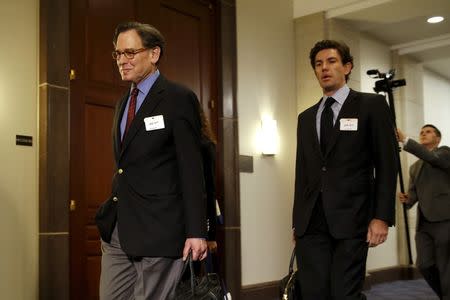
[[113, 93, 129, 163], [323, 89, 358, 157], [120, 75, 167, 157]]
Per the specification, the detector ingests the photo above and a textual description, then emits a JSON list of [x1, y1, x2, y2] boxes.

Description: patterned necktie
[[320, 97, 335, 154], [124, 87, 139, 138]]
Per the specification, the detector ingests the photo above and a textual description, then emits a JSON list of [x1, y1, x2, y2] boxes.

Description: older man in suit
[[95, 21, 207, 299], [292, 40, 398, 299], [398, 125, 450, 300]]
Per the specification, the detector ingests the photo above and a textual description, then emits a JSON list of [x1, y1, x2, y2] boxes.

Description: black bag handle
[[288, 247, 296, 275], [179, 250, 196, 295]]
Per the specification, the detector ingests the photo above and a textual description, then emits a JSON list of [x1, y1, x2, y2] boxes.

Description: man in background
[[292, 39, 398, 299], [398, 125, 450, 300]]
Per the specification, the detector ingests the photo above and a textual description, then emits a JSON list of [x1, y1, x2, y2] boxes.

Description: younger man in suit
[[398, 125, 450, 300], [95, 22, 207, 299], [292, 40, 398, 299]]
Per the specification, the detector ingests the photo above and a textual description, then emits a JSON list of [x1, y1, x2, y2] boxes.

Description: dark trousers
[[295, 199, 368, 300], [416, 218, 450, 300]]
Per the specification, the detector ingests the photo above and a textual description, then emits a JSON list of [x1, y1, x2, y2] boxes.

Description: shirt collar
[[322, 84, 350, 106], [132, 69, 160, 96]]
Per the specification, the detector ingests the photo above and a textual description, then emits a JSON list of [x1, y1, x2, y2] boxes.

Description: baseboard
[[364, 265, 421, 289], [241, 280, 279, 300], [240, 265, 421, 299]]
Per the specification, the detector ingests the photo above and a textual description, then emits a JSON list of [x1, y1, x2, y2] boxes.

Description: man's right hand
[[398, 192, 409, 204], [183, 238, 207, 261]]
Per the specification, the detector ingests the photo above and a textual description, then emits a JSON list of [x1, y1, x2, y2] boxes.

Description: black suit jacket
[[293, 89, 398, 239], [95, 75, 206, 257], [201, 138, 217, 241]]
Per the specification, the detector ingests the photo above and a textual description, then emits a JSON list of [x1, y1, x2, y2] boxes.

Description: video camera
[[366, 69, 406, 93]]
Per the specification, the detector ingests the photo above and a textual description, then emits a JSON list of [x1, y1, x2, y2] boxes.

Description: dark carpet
[[274, 278, 438, 299], [363, 278, 439, 300]]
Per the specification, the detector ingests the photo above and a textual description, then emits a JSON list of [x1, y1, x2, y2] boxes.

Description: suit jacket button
[[118, 168, 123, 174], [322, 166, 327, 171], [112, 196, 118, 202]]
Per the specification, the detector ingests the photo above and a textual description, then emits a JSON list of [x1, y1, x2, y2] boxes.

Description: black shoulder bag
[[279, 247, 301, 300], [174, 251, 224, 300]]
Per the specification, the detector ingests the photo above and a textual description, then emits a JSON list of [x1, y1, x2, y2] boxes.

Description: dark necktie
[[124, 87, 139, 138], [320, 97, 335, 154]]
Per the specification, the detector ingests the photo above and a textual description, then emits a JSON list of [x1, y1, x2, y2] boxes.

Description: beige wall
[[236, 0, 298, 286], [0, 0, 39, 299]]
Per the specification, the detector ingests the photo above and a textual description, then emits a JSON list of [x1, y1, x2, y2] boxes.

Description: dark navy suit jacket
[[293, 89, 398, 239], [96, 75, 206, 257]]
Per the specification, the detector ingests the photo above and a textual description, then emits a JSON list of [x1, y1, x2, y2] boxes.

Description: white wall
[[236, 0, 298, 286], [423, 69, 450, 146], [0, 1, 39, 299], [360, 36, 400, 270]]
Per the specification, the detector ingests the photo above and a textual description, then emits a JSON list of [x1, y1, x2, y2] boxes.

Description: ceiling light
[[427, 16, 444, 24]]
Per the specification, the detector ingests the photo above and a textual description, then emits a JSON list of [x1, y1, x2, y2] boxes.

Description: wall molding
[[241, 281, 279, 300]]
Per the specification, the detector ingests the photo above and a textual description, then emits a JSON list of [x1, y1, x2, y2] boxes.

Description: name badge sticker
[[144, 115, 165, 131], [340, 118, 358, 131]]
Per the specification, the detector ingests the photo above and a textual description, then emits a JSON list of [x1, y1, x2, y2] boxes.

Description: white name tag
[[340, 118, 358, 131], [144, 115, 165, 131]]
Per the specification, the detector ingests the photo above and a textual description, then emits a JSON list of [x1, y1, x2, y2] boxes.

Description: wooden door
[[69, 1, 217, 299]]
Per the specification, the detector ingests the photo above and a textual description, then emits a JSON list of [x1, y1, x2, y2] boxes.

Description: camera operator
[[397, 125, 450, 300]]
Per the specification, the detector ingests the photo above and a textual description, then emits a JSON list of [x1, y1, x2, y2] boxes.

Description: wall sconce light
[[261, 118, 278, 155]]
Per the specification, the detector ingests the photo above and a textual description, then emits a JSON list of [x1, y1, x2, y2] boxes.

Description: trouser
[[99, 223, 184, 300], [295, 199, 368, 300], [416, 218, 450, 300]]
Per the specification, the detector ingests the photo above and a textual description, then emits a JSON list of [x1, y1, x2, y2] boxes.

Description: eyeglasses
[[112, 48, 147, 60]]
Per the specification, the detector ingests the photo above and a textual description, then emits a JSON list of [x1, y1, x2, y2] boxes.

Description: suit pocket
[[95, 197, 117, 243]]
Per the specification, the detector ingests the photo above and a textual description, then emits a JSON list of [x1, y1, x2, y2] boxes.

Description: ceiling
[[294, 0, 450, 80]]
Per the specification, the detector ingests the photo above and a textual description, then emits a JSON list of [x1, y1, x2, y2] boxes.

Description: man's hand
[[398, 192, 409, 204], [396, 128, 406, 143], [183, 238, 207, 261], [366, 219, 388, 247]]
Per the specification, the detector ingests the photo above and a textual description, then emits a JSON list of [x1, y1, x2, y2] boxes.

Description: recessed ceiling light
[[427, 16, 444, 24]]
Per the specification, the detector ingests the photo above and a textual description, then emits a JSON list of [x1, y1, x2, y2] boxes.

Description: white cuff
[[402, 136, 410, 146]]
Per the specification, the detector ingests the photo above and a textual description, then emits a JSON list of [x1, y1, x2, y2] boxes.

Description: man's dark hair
[[422, 124, 442, 138], [309, 40, 353, 81], [113, 21, 165, 63]]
